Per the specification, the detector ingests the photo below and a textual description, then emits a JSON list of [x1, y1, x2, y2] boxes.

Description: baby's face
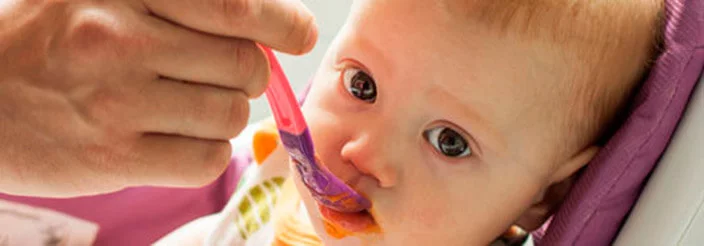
[[294, 0, 579, 245]]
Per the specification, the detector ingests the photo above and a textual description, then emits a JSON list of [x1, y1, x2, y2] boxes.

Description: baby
[[159, 0, 664, 245]]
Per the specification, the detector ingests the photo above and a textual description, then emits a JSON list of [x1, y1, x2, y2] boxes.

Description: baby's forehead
[[356, 0, 569, 55], [350, 0, 571, 79], [352, 1, 489, 52], [348, 0, 572, 97], [365, 0, 562, 31]]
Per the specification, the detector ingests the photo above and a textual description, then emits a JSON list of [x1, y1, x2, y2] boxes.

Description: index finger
[[142, 0, 318, 55]]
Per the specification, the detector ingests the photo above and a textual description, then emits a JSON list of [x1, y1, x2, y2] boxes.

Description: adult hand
[[0, 0, 317, 196]]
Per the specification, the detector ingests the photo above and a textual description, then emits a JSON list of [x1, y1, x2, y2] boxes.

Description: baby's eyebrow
[[345, 28, 394, 79]]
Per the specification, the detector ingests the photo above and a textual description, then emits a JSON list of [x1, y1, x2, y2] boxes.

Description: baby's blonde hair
[[456, 0, 664, 160]]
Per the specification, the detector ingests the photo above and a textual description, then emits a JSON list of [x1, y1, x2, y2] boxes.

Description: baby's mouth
[[290, 156, 379, 237], [318, 203, 380, 239]]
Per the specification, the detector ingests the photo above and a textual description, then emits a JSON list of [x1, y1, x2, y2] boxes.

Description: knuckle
[[217, 0, 258, 30], [225, 92, 249, 138], [66, 11, 121, 56], [284, 11, 316, 55], [195, 89, 248, 139], [231, 40, 261, 87], [184, 91, 210, 128], [82, 88, 126, 125], [193, 142, 231, 185], [64, 9, 147, 62], [245, 46, 269, 97]]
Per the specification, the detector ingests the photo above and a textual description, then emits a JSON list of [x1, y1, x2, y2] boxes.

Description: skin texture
[[0, 0, 318, 197], [293, 0, 624, 245]]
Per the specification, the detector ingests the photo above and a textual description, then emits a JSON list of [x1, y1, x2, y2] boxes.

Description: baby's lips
[[291, 157, 371, 212], [312, 190, 372, 212]]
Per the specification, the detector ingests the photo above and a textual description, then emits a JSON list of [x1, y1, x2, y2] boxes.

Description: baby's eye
[[343, 67, 377, 103], [424, 127, 471, 158]]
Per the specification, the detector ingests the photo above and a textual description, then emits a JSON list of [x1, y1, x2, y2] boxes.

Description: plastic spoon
[[261, 46, 372, 213]]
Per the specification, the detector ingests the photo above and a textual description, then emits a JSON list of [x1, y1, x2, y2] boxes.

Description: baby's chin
[[295, 186, 368, 245], [300, 198, 379, 246]]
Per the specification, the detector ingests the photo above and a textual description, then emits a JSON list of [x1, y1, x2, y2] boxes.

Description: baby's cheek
[[403, 199, 449, 230]]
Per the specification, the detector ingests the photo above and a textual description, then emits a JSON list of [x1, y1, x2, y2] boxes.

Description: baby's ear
[[514, 146, 600, 231]]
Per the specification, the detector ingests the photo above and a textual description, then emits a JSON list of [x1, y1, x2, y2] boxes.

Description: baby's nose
[[339, 133, 398, 188]]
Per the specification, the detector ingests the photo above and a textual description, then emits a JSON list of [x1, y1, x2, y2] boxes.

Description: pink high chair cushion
[[534, 0, 704, 245]]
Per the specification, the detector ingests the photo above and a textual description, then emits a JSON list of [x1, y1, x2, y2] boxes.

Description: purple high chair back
[[533, 0, 704, 245]]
